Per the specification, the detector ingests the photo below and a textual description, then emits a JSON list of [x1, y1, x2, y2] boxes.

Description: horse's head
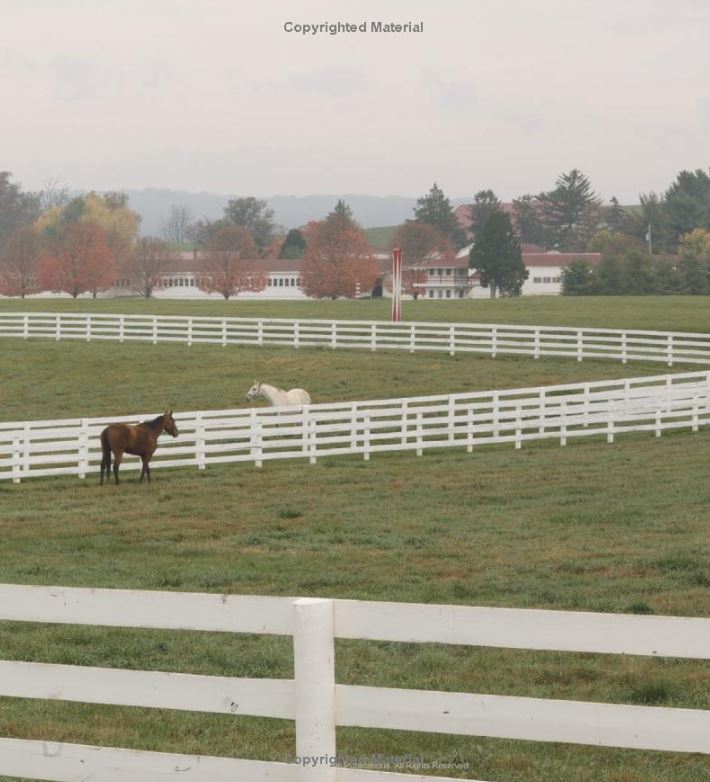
[[245, 381, 261, 402], [162, 410, 179, 438]]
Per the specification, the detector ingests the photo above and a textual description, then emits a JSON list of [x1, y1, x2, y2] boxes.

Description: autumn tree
[[413, 183, 467, 248], [197, 226, 266, 299], [0, 226, 43, 297], [129, 237, 177, 298], [222, 197, 278, 253], [38, 222, 115, 298], [161, 204, 193, 244], [302, 209, 378, 299], [469, 211, 527, 298]]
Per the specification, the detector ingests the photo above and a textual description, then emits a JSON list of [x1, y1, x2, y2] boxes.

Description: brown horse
[[100, 411, 178, 485]]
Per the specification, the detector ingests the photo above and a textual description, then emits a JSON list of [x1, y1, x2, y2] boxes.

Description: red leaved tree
[[391, 221, 453, 299], [197, 226, 267, 299], [38, 222, 115, 298], [128, 236, 177, 298], [0, 226, 43, 297], [302, 212, 379, 298]]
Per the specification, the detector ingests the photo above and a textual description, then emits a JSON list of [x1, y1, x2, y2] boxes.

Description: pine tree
[[538, 169, 601, 250], [605, 196, 627, 233], [469, 190, 502, 239], [279, 228, 307, 259], [413, 183, 467, 248], [469, 211, 528, 298]]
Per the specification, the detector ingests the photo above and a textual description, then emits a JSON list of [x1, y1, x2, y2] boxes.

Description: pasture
[[0, 299, 709, 782]]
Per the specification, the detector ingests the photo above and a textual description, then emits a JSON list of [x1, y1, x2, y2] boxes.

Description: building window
[[533, 277, 542, 283], [429, 290, 434, 299], [446, 268, 452, 275]]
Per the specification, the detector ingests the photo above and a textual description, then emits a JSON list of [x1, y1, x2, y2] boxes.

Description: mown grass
[[0, 305, 709, 781], [1, 295, 709, 333]]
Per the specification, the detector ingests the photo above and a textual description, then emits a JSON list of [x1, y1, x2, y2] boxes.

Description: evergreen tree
[[329, 199, 354, 221], [469, 211, 527, 297], [537, 169, 601, 251], [605, 197, 627, 233], [469, 190, 502, 239], [560, 260, 598, 295], [279, 228, 307, 259], [663, 168, 710, 247], [512, 194, 547, 247], [413, 183, 467, 248]]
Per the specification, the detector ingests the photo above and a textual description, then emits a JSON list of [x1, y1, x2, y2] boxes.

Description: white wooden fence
[[1, 370, 709, 483], [0, 584, 708, 781], [2, 311, 710, 365]]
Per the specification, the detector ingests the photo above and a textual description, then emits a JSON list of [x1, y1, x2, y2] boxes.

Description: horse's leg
[[113, 451, 123, 485], [140, 457, 148, 482]]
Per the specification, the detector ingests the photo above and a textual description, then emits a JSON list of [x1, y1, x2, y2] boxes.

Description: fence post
[[401, 400, 408, 449], [416, 411, 423, 456], [331, 322, 337, 350], [692, 391, 699, 433], [491, 326, 497, 358], [655, 401, 663, 438], [370, 323, 377, 352], [258, 320, 264, 346], [410, 323, 416, 353], [11, 436, 21, 484], [467, 405, 474, 453], [55, 314, 61, 342], [515, 403, 522, 449], [534, 329, 540, 360], [448, 397, 456, 444], [187, 318, 193, 347], [195, 413, 206, 470], [78, 418, 89, 480], [576, 330, 583, 362], [222, 319, 228, 347], [607, 399, 615, 444], [23, 313, 29, 339], [294, 321, 300, 349], [152, 317, 158, 345], [621, 333, 628, 364], [667, 335, 673, 367], [251, 411, 262, 468], [308, 408, 317, 465], [449, 325, 455, 357], [119, 315, 125, 344], [85, 315, 91, 342], [293, 598, 336, 782], [363, 413, 371, 460], [22, 422, 30, 478]]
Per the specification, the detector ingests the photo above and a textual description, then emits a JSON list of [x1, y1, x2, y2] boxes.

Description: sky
[[3, 0, 710, 201]]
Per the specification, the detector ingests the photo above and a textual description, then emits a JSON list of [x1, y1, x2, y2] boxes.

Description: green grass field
[[1, 294, 709, 333], [0, 298, 709, 782]]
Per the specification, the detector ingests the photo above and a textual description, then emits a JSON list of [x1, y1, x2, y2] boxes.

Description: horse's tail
[[100, 428, 112, 482]]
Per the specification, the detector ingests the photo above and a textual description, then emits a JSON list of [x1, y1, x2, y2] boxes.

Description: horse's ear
[[169, 409, 173, 416]]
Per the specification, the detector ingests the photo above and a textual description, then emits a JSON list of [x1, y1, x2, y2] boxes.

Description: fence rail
[[2, 370, 709, 483], [3, 311, 710, 365], [0, 584, 708, 782]]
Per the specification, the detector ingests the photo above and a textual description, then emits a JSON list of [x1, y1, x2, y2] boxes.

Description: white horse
[[245, 381, 311, 407]]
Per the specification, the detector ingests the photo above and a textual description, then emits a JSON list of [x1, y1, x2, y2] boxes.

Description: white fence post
[[576, 330, 583, 362], [187, 318, 193, 347], [222, 319, 228, 347], [363, 413, 371, 460], [294, 321, 300, 349], [293, 598, 336, 782], [152, 317, 158, 345], [308, 409, 317, 465], [119, 315, 125, 343], [534, 329, 540, 360], [515, 403, 522, 449], [410, 323, 416, 353], [370, 323, 377, 352], [85, 315, 91, 342], [449, 325, 455, 357], [692, 390, 699, 433], [258, 320, 264, 346], [621, 333, 628, 364], [491, 326, 497, 358], [78, 418, 89, 480], [466, 405, 474, 452], [667, 335, 673, 367], [11, 437, 21, 484], [607, 399, 615, 444], [195, 414, 206, 470], [23, 314, 29, 339], [55, 314, 61, 342], [560, 400, 568, 446], [251, 411, 262, 468]]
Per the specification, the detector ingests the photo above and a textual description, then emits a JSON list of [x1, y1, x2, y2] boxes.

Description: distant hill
[[124, 189, 477, 236]]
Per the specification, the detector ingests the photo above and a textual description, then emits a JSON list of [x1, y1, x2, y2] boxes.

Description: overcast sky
[[3, 0, 710, 201]]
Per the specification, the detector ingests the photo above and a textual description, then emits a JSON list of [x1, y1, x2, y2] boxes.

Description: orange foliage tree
[[197, 226, 267, 299], [0, 226, 43, 297], [391, 221, 453, 299], [38, 222, 115, 298], [302, 212, 379, 298], [128, 237, 177, 298]]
